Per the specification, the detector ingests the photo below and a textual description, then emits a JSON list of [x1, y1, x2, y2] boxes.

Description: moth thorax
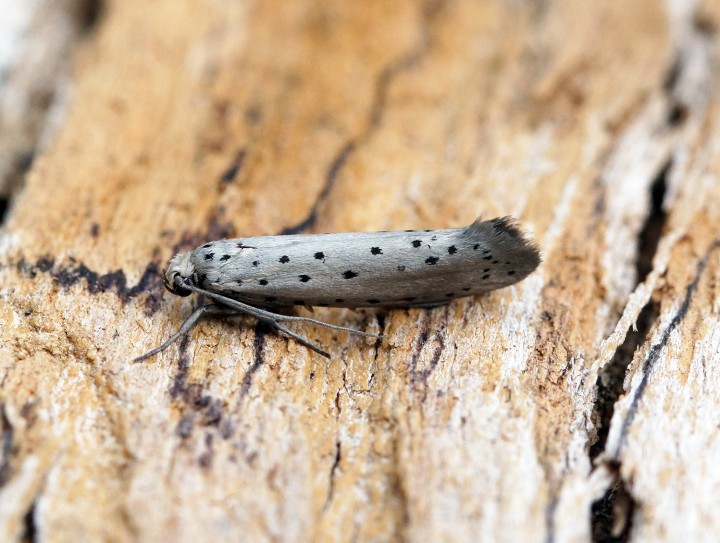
[[164, 252, 195, 296]]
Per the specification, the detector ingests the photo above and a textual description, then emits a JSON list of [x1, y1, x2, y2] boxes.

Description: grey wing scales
[[457, 216, 541, 291], [187, 217, 540, 309]]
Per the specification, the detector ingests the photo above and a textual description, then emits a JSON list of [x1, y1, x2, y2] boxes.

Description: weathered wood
[[0, 0, 98, 197], [0, 0, 718, 541]]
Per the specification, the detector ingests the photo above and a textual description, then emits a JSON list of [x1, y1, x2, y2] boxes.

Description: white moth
[[136, 217, 540, 360]]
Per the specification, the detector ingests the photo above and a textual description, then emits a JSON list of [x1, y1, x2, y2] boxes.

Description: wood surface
[[0, 1, 719, 542]]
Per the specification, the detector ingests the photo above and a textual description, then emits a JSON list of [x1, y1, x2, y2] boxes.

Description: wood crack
[[280, 0, 447, 235]]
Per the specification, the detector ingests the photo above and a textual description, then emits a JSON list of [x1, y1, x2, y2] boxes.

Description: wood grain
[[0, 1, 718, 541]]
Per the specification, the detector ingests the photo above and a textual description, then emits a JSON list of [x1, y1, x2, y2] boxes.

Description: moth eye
[[164, 271, 192, 297]]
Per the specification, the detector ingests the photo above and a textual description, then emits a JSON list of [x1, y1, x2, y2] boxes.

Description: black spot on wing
[[397, 265, 406, 272], [343, 270, 358, 279], [370, 247, 383, 255], [259, 279, 268, 285], [314, 252, 325, 260], [220, 254, 231, 261], [447, 245, 457, 254], [204, 253, 215, 260], [279, 255, 290, 263], [425, 256, 439, 265], [412, 240, 422, 248], [299, 275, 311, 283]]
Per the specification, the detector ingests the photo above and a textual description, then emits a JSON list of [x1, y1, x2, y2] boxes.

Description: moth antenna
[[134, 304, 240, 362]]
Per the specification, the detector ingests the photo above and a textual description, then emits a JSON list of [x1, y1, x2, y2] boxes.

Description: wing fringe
[[464, 216, 542, 269]]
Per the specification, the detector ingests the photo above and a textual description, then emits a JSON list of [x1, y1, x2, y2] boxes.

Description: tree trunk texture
[[1, 1, 719, 542]]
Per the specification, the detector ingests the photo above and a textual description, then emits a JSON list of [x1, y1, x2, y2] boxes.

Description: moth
[[135, 217, 541, 360]]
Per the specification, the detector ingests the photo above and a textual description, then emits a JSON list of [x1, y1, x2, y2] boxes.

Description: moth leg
[[185, 283, 383, 340], [272, 314, 383, 340], [134, 304, 238, 362], [271, 321, 331, 359]]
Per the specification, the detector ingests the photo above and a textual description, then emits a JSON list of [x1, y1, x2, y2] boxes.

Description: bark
[[0, 0, 99, 197], [0, 1, 719, 542]]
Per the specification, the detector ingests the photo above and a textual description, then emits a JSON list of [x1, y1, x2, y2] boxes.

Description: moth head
[[163, 252, 195, 296]]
